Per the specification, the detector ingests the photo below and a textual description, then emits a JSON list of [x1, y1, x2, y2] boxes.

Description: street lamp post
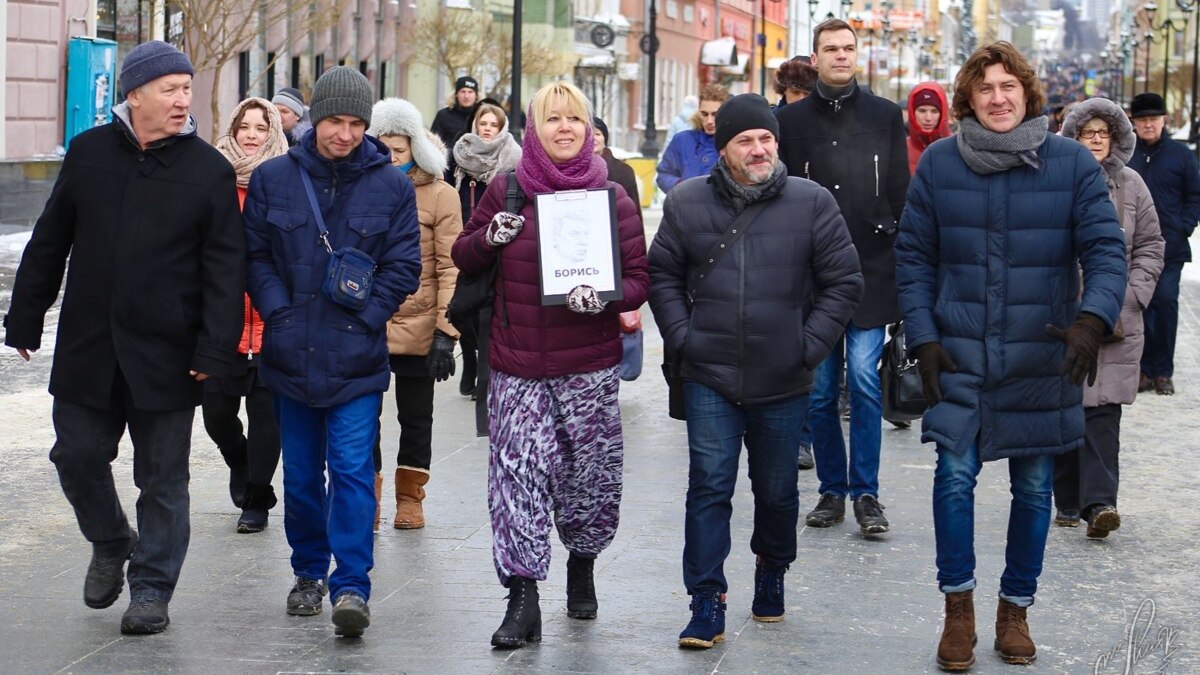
[[640, 0, 660, 159], [1142, 2, 1191, 96], [511, 0, 523, 141]]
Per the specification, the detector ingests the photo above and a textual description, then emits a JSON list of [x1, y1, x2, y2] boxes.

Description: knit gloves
[[485, 211, 524, 247], [566, 285, 606, 315]]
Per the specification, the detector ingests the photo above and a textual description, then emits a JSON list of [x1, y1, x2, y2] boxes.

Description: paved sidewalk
[[0, 222, 1196, 674]]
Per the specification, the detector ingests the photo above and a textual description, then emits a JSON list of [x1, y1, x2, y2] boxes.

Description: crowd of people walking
[[3, 21, 1196, 673]]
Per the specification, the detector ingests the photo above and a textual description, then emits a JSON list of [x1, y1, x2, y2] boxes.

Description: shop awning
[[720, 52, 752, 75], [700, 37, 738, 66]]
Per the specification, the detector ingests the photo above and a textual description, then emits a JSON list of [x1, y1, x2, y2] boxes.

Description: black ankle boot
[[221, 438, 249, 508], [237, 483, 278, 533], [566, 553, 597, 619], [491, 577, 541, 649]]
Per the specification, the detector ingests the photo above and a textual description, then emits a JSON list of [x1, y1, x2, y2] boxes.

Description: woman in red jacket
[[206, 97, 289, 533], [906, 82, 951, 175], [452, 82, 650, 649]]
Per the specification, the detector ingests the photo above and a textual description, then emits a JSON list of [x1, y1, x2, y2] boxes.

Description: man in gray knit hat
[[5, 39, 244, 635], [243, 65, 421, 638]]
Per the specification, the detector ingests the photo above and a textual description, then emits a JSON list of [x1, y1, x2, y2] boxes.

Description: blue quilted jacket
[[656, 130, 717, 193], [896, 132, 1128, 461], [244, 130, 421, 407]]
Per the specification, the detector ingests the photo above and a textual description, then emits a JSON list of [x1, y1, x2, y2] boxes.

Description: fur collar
[[1060, 97, 1135, 181]]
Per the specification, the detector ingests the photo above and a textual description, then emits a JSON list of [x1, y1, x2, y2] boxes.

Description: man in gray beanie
[[648, 92, 863, 648], [272, 86, 309, 146], [242, 63, 422, 638], [5, 37, 244, 635]]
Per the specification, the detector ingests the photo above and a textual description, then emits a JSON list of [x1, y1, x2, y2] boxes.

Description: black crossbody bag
[[662, 201, 768, 420]]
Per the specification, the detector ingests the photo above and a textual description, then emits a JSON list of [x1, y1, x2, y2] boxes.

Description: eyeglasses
[[1077, 128, 1111, 140]]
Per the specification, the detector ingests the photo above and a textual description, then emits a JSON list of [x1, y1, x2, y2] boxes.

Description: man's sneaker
[[678, 592, 726, 649], [750, 559, 786, 623], [1086, 506, 1121, 539], [805, 493, 845, 527], [286, 577, 327, 616], [84, 531, 138, 609], [332, 592, 371, 638], [797, 444, 815, 471], [1054, 508, 1081, 527], [120, 593, 169, 635], [853, 495, 890, 535]]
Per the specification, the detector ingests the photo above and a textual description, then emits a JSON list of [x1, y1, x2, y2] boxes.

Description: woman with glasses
[[1056, 98, 1164, 539]]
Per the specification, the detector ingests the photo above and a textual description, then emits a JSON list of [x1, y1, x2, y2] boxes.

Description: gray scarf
[[710, 158, 787, 213], [956, 116, 1048, 175], [453, 130, 522, 187]]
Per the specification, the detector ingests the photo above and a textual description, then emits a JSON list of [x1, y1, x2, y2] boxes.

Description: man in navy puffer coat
[[244, 67, 421, 638], [1126, 92, 1200, 395], [896, 43, 1127, 670]]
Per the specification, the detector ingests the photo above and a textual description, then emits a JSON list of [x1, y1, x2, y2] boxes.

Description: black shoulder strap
[[505, 172, 525, 214], [689, 200, 769, 299]]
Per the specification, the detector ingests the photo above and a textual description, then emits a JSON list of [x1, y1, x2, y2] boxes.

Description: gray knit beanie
[[120, 40, 194, 96], [271, 87, 306, 117], [309, 67, 374, 126]]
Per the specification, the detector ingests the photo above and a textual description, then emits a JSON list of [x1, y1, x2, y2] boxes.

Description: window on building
[[379, 62, 388, 99], [291, 56, 301, 89], [239, 51, 251, 101], [97, 0, 117, 40], [315, 54, 325, 79], [359, 60, 369, 76], [266, 51, 277, 99]]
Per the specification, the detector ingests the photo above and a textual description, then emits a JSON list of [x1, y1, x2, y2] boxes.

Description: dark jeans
[[933, 437, 1053, 604], [372, 374, 435, 472], [1053, 404, 1121, 515], [1141, 260, 1183, 378], [682, 380, 806, 595], [49, 393, 194, 600], [201, 386, 280, 489]]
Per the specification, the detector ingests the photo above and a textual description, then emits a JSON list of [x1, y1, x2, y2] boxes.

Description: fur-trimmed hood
[[1061, 97, 1135, 182], [368, 97, 448, 177], [407, 131, 448, 187]]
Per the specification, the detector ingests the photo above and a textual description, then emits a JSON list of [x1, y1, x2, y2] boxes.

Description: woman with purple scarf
[[451, 81, 650, 649]]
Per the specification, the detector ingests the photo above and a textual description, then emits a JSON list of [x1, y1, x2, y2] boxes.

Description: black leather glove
[[427, 329, 457, 382], [1045, 313, 1105, 386], [914, 342, 958, 405]]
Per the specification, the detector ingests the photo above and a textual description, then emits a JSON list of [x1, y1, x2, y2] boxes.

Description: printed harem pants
[[488, 366, 624, 586]]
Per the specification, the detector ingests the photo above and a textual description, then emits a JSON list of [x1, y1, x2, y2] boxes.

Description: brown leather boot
[[393, 468, 428, 529], [937, 590, 976, 671], [994, 599, 1036, 664], [373, 472, 383, 533]]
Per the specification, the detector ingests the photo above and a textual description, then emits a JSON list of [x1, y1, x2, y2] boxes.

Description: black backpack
[[446, 172, 524, 333]]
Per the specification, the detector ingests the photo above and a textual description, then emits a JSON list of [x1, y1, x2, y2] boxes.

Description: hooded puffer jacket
[[367, 97, 463, 356], [1061, 98, 1165, 407], [906, 82, 950, 175]]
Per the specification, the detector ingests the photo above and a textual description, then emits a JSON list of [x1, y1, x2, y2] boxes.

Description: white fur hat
[[368, 97, 448, 177]]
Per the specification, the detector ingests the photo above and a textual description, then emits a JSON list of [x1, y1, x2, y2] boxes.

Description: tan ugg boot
[[994, 599, 1036, 664], [373, 472, 383, 533], [393, 468, 429, 529], [937, 590, 976, 671]]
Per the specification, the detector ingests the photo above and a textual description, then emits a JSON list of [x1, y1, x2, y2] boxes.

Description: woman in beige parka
[[1057, 97, 1165, 539], [367, 97, 463, 530]]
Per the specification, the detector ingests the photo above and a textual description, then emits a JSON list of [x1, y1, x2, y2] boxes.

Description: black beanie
[[592, 117, 610, 146], [714, 94, 779, 150], [455, 76, 479, 93]]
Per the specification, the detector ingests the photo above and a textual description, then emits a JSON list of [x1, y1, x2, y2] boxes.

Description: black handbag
[[298, 164, 376, 311], [660, 201, 768, 421], [879, 321, 928, 422], [447, 172, 524, 333]]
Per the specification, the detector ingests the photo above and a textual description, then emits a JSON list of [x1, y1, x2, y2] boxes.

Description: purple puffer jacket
[[451, 177, 649, 379]]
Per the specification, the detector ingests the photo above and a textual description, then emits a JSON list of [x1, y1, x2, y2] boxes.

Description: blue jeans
[[810, 325, 884, 499], [682, 380, 807, 594], [933, 438, 1053, 606], [275, 392, 381, 601]]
